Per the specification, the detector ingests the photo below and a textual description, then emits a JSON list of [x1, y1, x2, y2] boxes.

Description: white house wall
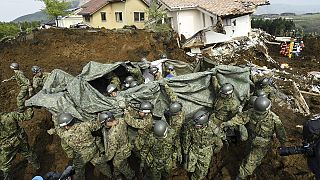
[[168, 9, 217, 39], [57, 16, 83, 28], [223, 14, 251, 38]]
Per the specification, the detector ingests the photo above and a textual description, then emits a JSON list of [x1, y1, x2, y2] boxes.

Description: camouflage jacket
[[183, 120, 223, 153], [32, 72, 50, 92], [0, 108, 33, 150], [127, 66, 145, 85], [227, 109, 287, 146], [105, 118, 130, 161], [213, 94, 239, 123], [141, 128, 176, 167], [110, 75, 122, 91], [54, 121, 103, 161], [255, 85, 276, 100], [8, 70, 30, 87]]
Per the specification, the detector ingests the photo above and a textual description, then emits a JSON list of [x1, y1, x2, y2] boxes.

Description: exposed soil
[[0, 29, 319, 180]]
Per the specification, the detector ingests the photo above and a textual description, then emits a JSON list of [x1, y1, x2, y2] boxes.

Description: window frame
[[84, 15, 90, 22], [115, 11, 123, 22], [134, 12, 145, 22], [101, 12, 106, 22]]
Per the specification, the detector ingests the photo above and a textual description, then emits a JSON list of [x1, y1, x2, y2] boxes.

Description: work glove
[[47, 128, 55, 135], [220, 121, 232, 129]]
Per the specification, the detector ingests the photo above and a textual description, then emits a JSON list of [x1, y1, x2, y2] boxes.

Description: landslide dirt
[[0, 29, 319, 180]]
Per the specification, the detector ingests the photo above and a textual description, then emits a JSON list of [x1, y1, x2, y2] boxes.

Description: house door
[[178, 13, 194, 39]]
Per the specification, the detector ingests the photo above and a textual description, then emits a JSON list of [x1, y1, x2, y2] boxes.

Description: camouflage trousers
[[73, 152, 112, 180], [113, 146, 135, 179], [17, 86, 29, 110], [186, 146, 213, 180], [238, 145, 269, 179], [148, 158, 173, 180], [0, 140, 39, 175]]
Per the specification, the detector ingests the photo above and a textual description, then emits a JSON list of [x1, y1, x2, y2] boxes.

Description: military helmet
[[253, 97, 271, 112], [124, 76, 134, 84], [106, 84, 117, 94], [166, 64, 174, 70], [31, 65, 41, 74], [169, 102, 182, 114], [130, 81, 139, 88], [153, 120, 169, 137], [220, 83, 234, 95], [98, 111, 114, 123], [259, 77, 270, 87], [149, 67, 159, 75], [193, 110, 209, 125], [139, 101, 153, 113], [160, 53, 167, 59], [256, 90, 267, 97], [10, 63, 19, 70], [58, 113, 74, 127], [249, 96, 258, 106]]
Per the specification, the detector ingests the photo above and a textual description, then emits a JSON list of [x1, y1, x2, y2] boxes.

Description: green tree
[[38, 0, 70, 26], [145, 0, 171, 32]]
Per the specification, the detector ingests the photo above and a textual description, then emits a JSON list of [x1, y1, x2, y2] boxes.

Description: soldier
[[123, 76, 135, 90], [138, 57, 153, 84], [47, 113, 112, 180], [183, 110, 223, 180], [0, 107, 39, 180], [254, 77, 276, 100], [149, 67, 162, 81], [31, 65, 50, 94], [2, 63, 31, 111], [211, 83, 240, 125], [141, 120, 177, 180], [110, 72, 122, 91], [126, 65, 145, 85], [165, 64, 176, 78], [105, 83, 118, 97], [124, 101, 154, 151], [221, 97, 287, 179], [99, 112, 135, 179]]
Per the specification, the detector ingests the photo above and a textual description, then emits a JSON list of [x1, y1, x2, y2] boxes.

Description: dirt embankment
[[0, 29, 319, 180]]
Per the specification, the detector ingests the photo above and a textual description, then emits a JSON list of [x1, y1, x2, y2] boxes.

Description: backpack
[[303, 114, 320, 143]]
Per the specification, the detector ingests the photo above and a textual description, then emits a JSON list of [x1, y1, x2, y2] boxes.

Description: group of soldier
[[0, 59, 288, 180]]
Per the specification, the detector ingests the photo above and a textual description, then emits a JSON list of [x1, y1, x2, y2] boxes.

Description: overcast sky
[[0, 0, 320, 22], [0, 0, 44, 22]]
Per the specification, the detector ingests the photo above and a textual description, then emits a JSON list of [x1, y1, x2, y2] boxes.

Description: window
[[202, 13, 206, 27], [115, 12, 123, 22], [232, 20, 236, 26], [84, 15, 90, 22], [134, 12, 145, 22], [101, 12, 106, 22], [224, 18, 231, 26]]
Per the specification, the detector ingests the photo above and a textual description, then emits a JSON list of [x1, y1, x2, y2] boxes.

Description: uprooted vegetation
[[0, 28, 319, 179]]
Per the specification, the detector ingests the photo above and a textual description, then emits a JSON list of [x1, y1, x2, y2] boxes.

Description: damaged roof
[[79, 0, 151, 15], [159, 0, 269, 16]]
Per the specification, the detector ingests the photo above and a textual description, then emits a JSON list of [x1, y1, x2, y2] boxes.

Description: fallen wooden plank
[[300, 90, 320, 96]]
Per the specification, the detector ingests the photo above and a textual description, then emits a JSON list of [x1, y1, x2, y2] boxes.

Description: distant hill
[[13, 11, 49, 23], [255, 4, 320, 15], [12, 0, 90, 23]]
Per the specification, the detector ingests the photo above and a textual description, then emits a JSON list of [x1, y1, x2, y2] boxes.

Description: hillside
[[0, 30, 319, 180], [13, 11, 49, 23], [255, 4, 320, 15]]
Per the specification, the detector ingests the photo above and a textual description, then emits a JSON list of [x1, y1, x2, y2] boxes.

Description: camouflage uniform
[[211, 94, 239, 125], [225, 109, 287, 179], [110, 74, 122, 91], [124, 107, 153, 151], [32, 72, 50, 93], [127, 66, 145, 85], [141, 127, 177, 180], [105, 118, 134, 179], [183, 120, 223, 180], [52, 121, 111, 180], [164, 83, 184, 167], [0, 108, 39, 177], [7, 70, 31, 110]]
